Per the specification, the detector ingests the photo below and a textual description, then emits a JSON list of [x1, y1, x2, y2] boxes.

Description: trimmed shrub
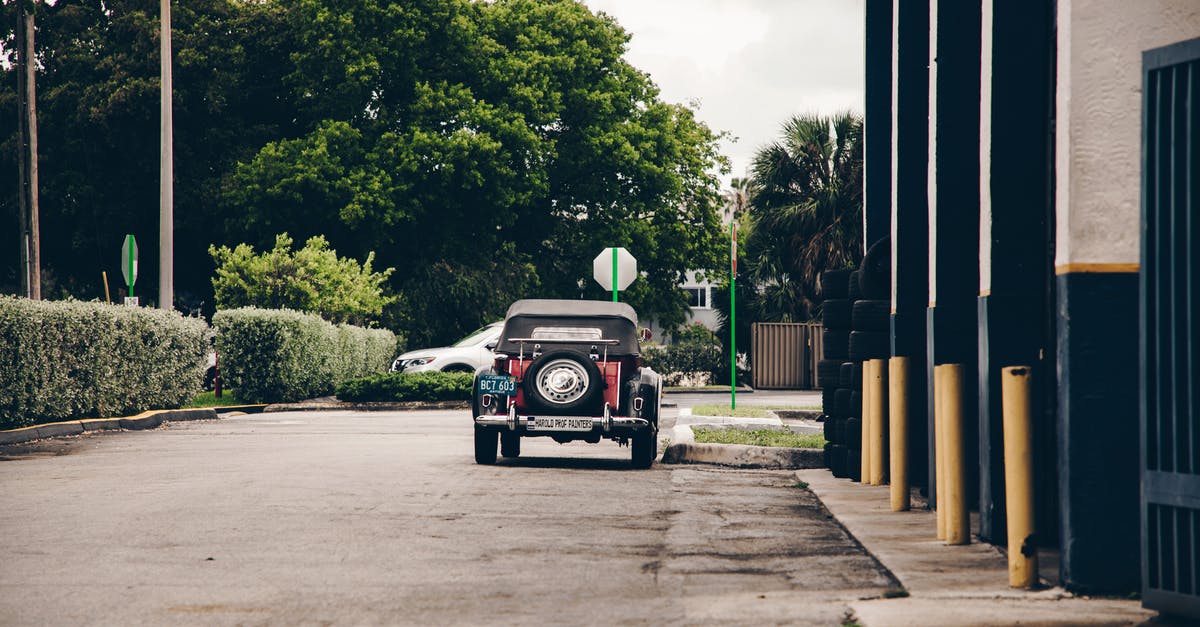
[[335, 371, 474, 402], [213, 307, 396, 403], [642, 342, 723, 386], [0, 296, 211, 429]]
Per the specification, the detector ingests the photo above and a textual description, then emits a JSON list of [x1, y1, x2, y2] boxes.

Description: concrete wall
[[1054, 0, 1199, 594], [1055, 0, 1200, 270]]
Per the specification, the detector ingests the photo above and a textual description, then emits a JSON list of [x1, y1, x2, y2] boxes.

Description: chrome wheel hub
[[536, 359, 589, 404]]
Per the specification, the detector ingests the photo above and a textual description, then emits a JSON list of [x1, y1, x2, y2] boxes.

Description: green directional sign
[[121, 234, 138, 299]]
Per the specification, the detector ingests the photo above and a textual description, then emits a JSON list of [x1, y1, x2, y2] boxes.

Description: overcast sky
[[582, 0, 865, 190]]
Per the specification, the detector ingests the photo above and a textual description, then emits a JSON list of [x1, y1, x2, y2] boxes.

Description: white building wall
[[1055, 0, 1200, 271]]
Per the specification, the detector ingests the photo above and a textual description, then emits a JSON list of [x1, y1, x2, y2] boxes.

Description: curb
[[775, 409, 823, 421], [0, 408, 222, 446], [264, 400, 470, 413], [213, 404, 268, 415], [660, 424, 824, 469]]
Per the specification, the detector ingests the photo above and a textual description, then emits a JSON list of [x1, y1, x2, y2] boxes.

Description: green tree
[[742, 112, 864, 321], [226, 0, 727, 344], [209, 233, 396, 326], [2, 0, 727, 347], [396, 244, 539, 348], [724, 176, 752, 222]]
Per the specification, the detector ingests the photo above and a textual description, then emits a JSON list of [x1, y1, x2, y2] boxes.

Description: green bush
[[210, 233, 397, 327], [335, 371, 474, 402], [0, 296, 211, 429], [213, 307, 396, 403], [642, 341, 723, 386], [672, 322, 718, 345]]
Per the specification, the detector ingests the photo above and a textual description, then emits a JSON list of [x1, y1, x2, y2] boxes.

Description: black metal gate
[[1140, 37, 1200, 620]]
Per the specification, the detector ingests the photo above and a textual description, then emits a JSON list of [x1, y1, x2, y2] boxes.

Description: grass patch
[[793, 481, 810, 490], [883, 588, 910, 599], [692, 428, 826, 449], [690, 404, 821, 418], [185, 391, 244, 408], [691, 404, 772, 418]]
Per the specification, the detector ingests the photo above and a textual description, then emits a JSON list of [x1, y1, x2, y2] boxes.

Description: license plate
[[477, 374, 517, 396], [529, 417, 594, 431]]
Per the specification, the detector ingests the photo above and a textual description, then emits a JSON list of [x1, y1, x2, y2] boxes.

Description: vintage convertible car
[[471, 299, 662, 468]]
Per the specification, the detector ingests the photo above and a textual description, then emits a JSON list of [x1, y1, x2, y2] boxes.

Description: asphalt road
[[0, 407, 892, 625]]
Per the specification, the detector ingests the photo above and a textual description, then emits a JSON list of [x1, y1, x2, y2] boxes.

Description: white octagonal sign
[[593, 247, 637, 291]]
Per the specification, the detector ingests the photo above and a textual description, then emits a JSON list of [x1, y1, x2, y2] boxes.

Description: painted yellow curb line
[[0, 407, 259, 446]]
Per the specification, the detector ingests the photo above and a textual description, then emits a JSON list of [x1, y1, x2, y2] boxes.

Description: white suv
[[391, 322, 503, 374]]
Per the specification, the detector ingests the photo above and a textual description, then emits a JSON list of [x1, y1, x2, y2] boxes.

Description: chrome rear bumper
[[474, 402, 651, 433]]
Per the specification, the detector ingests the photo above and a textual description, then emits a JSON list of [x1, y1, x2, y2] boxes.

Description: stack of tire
[[819, 237, 892, 482], [818, 268, 858, 480], [846, 237, 892, 481]]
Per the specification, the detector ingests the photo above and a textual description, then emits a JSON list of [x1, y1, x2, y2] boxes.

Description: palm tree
[[743, 112, 863, 321], [723, 176, 753, 222]]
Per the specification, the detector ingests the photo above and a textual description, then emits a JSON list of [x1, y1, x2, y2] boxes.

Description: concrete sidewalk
[[798, 469, 1157, 626]]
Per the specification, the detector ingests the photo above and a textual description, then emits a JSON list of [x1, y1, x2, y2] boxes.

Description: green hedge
[[642, 341, 723, 385], [335, 371, 474, 402], [0, 296, 211, 430], [213, 307, 396, 403]]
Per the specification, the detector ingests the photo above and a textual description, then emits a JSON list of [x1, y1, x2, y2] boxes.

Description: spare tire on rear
[[522, 350, 604, 414]]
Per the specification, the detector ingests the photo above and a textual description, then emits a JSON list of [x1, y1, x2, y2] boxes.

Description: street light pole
[[159, 0, 174, 310], [15, 0, 41, 300]]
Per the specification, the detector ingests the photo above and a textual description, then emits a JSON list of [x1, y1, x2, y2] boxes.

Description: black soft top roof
[[504, 299, 638, 326], [497, 299, 640, 356]]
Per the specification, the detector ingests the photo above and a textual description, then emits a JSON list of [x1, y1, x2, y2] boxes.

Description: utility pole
[[159, 0, 174, 310], [15, 0, 41, 300]]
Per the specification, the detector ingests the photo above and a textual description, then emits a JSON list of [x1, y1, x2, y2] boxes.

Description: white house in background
[[646, 271, 720, 344], [679, 271, 719, 332]]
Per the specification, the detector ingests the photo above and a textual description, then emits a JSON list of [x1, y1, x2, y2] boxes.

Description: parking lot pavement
[[0, 409, 892, 625]]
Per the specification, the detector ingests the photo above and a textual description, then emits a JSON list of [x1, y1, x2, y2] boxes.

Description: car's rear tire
[[631, 429, 657, 469], [474, 427, 498, 464], [500, 431, 521, 458]]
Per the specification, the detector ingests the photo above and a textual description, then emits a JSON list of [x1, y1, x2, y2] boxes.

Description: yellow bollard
[[939, 364, 969, 545], [935, 365, 946, 540], [869, 358, 887, 485], [861, 360, 873, 482], [889, 357, 910, 511], [1002, 366, 1038, 587]]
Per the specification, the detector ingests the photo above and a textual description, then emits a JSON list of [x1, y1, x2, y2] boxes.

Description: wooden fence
[[750, 322, 823, 390]]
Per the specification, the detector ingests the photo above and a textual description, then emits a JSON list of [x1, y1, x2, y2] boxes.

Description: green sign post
[[593, 247, 637, 301], [612, 247, 618, 302]]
